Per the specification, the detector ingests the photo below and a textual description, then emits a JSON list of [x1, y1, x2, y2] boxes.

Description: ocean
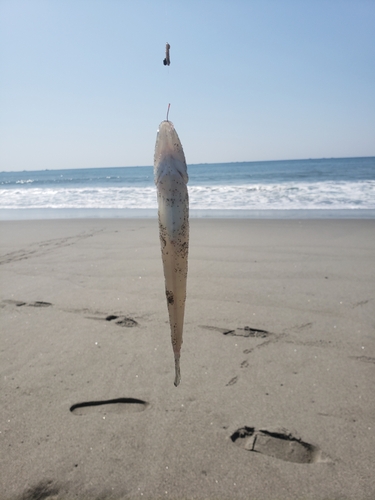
[[1, 157, 374, 219]]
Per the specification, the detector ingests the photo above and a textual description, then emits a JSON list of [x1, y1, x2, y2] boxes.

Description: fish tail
[[174, 353, 181, 387]]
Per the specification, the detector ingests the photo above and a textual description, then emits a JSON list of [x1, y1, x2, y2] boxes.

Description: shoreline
[[1, 218, 374, 499], [1, 207, 375, 220]]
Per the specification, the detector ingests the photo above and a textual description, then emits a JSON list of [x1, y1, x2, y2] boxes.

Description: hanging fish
[[154, 111, 189, 386], [163, 42, 170, 66]]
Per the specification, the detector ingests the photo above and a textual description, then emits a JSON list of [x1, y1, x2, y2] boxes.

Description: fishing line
[[163, 0, 171, 117]]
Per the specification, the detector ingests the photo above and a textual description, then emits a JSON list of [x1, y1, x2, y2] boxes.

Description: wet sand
[[1, 218, 374, 499]]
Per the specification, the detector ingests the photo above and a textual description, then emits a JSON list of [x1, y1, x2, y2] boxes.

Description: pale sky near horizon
[[1, 0, 374, 172]]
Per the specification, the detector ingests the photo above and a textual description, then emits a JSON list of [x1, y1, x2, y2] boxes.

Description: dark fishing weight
[[163, 43, 170, 66]]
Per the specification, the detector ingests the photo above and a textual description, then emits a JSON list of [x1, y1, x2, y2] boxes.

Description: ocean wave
[[0, 181, 374, 210]]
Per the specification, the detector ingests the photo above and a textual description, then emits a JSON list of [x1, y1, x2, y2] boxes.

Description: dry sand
[[1, 218, 374, 500]]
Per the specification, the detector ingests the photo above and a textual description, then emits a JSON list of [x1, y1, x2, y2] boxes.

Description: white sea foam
[[0, 181, 374, 210], [15, 179, 34, 184]]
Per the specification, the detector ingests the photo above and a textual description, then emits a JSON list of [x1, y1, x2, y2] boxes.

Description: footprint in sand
[[70, 398, 148, 416], [231, 426, 329, 464], [226, 326, 270, 338], [18, 479, 60, 500], [3, 299, 52, 307], [200, 325, 271, 338], [243, 349, 253, 354], [349, 355, 375, 364], [86, 313, 139, 327], [226, 376, 238, 386], [105, 315, 138, 327], [3, 301, 138, 329], [202, 325, 273, 385], [29, 301, 53, 307]]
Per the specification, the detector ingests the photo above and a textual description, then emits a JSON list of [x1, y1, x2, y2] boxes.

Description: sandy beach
[[1, 218, 374, 500]]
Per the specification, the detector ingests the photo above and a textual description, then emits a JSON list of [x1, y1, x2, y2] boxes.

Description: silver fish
[[154, 119, 189, 386]]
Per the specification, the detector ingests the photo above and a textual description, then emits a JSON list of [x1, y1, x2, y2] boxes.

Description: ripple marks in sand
[[70, 398, 148, 416], [231, 427, 327, 464]]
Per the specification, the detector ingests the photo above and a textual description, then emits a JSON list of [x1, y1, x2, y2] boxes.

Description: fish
[[154, 118, 189, 386], [163, 42, 170, 66]]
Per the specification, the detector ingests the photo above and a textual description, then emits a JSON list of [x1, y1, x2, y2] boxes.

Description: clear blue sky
[[1, 0, 374, 171]]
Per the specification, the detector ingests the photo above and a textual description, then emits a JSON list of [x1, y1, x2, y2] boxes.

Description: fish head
[[154, 121, 188, 186]]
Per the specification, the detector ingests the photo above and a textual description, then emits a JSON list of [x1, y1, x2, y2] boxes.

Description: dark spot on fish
[[160, 234, 166, 249], [166, 290, 174, 305]]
